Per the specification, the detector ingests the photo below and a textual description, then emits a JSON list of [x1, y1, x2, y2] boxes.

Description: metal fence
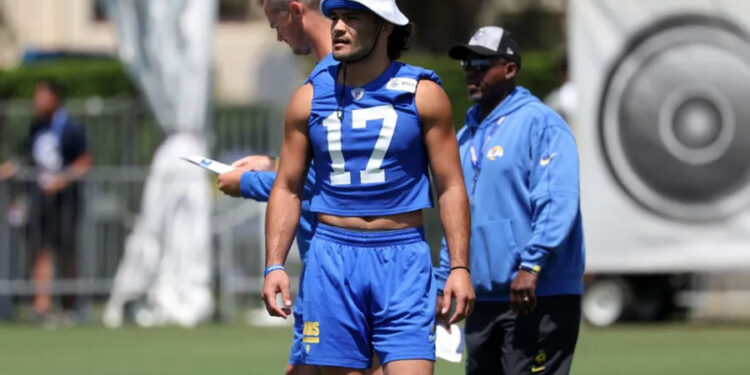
[[0, 97, 303, 321]]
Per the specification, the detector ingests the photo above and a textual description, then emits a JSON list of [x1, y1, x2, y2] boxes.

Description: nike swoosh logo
[[531, 366, 546, 373], [540, 153, 557, 166]]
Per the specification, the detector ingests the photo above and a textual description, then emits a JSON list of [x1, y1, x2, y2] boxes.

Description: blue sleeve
[[239, 171, 277, 201], [62, 121, 87, 164], [419, 69, 442, 86], [434, 237, 450, 292], [522, 111, 581, 273], [240, 169, 315, 202]]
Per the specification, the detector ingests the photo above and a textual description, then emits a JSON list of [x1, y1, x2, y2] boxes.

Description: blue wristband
[[264, 264, 286, 277]]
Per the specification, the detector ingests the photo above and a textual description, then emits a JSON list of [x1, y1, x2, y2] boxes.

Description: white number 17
[[322, 104, 397, 185]]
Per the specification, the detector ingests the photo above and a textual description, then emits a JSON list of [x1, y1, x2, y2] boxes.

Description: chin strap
[[336, 20, 385, 121], [344, 19, 384, 64]]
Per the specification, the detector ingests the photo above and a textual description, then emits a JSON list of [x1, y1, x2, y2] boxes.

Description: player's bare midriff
[[318, 210, 423, 230]]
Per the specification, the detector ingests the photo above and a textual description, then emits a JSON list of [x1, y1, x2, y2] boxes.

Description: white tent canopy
[[103, 0, 216, 328]]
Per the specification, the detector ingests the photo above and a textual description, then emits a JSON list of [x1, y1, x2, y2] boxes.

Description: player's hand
[[510, 270, 538, 315], [435, 294, 451, 330], [217, 169, 245, 197], [261, 269, 292, 318], [231, 155, 276, 171], [441, 268, 475, 325]]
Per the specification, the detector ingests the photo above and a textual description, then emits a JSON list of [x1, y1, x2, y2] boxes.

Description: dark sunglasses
[[460, 57, 509, 71]]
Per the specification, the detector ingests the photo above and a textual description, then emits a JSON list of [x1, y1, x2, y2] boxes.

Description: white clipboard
[[181, 155, 235, 174]]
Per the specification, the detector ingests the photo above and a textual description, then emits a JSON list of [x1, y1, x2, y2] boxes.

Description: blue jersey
[[307, 61, 440, 216], [237, 55, 337, 262], [305, 53, 337, 84]]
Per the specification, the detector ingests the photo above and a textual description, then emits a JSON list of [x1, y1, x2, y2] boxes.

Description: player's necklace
[[470, 116, 505, 196], [337, 64, 347, 121]]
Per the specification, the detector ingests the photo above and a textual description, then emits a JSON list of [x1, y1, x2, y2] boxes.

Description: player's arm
[[218, 155, 276, 198], [416, 79, 475, 325], [244, 171, 279, 201], [231, 154, 276, 171], [219, 170, 277, 199], [262, 83, 313, 318]]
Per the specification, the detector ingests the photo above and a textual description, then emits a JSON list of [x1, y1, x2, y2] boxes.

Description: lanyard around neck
[[469, 116, 505, 195]]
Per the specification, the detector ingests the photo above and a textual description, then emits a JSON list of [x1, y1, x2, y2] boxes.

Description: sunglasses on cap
[[460, 57, 509, 72]]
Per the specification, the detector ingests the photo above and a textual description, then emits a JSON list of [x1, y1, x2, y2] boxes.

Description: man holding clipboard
[[213, 1, 337, 375]]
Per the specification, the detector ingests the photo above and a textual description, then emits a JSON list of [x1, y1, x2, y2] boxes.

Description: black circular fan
[[599, 15, 750, 221]]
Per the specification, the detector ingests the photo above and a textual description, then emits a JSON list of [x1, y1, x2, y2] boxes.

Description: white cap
[[321, 0, 409, 26]]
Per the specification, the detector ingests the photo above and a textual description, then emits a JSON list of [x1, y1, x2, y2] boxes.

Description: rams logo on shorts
[[303, 321, 320, 344], [531, 350, 547, 373], [535, 351, 547, 364], [487, 146, 504, 161]]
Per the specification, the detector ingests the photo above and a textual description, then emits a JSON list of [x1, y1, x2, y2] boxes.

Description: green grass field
[[1, 322, 749, 375]]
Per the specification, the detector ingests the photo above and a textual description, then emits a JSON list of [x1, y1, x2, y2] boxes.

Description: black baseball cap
[[449, 26, 521, 66]]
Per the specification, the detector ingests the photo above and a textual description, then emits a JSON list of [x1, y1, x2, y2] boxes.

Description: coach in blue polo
[[435, 26, 585, 375]]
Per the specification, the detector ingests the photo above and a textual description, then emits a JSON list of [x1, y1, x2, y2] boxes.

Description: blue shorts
[[288, 266, 307, 365], [300, 223, 436, 369]]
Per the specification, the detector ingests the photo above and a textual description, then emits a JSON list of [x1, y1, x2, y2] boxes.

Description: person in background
[[26, 79, 92, 320], [216, 1, 378, 374], [544, 52, 576, 125], [435, 27, 585, 375]]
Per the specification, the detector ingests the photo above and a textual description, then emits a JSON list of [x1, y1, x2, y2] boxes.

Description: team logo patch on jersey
[[487, 145, 504, 161], [351, 88, 366, 100], [386, 77, 418, 93], [302, 321, 320, 343]]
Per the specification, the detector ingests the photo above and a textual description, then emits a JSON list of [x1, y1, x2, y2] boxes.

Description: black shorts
[[465, 295, 581, 375], [27, 184, 81, 255]]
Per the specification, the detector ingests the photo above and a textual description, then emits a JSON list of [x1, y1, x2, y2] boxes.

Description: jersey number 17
[[323, 104, 397, 186]]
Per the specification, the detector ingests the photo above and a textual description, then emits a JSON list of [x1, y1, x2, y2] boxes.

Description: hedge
[[0, 51, 560, 130], [0, 59, 136, 99]]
